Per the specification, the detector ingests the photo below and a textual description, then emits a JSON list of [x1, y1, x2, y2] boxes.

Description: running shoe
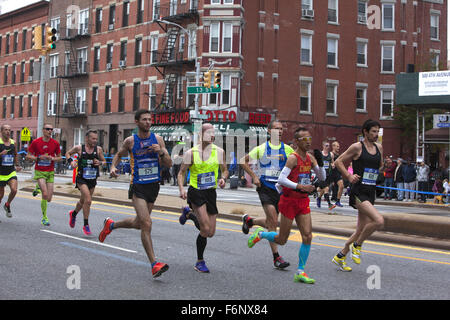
[[32, 186, 41, 197], [248, 227, 264, 248], [335, 201, 344, 208], [83, 225, 92, 236], [350, 243, 362, 264], [241, 214, 253, 235], [328, 203, 336, 210], [332, 255, 352, 272], [293, 272, 315, 284], [69, 210, 76, 228], [274, 256, 290, 269], [41, 217, 50, 226], [98, 217, 114, 242], [152, 262, 169, 278], [179, 206, 190, 225], [3, 203, 12, 218], [194, 261, 210, 273], [316, 197, 321, 208]]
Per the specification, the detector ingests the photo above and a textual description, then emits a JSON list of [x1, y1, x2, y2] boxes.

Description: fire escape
[[151, 0, 199, 111], [58, 22, 90, 118]]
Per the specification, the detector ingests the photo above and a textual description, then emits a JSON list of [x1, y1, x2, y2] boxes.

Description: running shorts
[[187, 186, 218, 215], [349, 183, 376, 209], [0, 172, 17, 187], [278, 195, 310, 220], [76, 176, 97, 190], [256, 184, 280, 213], [128, 182, 160, 203], [34, 170, 54, 183]]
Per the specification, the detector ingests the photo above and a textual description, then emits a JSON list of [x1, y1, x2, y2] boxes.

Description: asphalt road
[[1, 192, 450, 302]]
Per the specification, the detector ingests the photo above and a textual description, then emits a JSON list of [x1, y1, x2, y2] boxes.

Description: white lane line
[[41, 229, 137, 253]]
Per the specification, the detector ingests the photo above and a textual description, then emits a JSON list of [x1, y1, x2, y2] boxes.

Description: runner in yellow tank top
[[178, 123, 229, 273]]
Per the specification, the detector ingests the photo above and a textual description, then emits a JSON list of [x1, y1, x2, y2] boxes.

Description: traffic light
[[31, 25, 42, 50], [203, 71, 211, 88], [45, 26, 57, 50], [213, 71, 221, 88]]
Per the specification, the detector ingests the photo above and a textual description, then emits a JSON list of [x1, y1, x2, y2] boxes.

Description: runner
[[98, 109, 172, 278], [0, 125, 22, 218], [65, 130, 106, 235], [331, 119, 385, 272], [316, 140, 334, 210], [26, 124, 62, 226], [240, 120, 295, 269], [330, 141, 344, 208], [247, 127, 326, 284], [178, 123, 228, 273]]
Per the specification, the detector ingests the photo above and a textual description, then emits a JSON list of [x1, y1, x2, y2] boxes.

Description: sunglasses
[[298, 136, 312, 142], [44, 128, 53, 131]]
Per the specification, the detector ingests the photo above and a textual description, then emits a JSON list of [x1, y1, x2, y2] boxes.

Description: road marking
[[41, 229, 137, 253]]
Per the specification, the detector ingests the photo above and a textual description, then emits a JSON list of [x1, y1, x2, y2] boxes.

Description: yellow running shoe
[[293, 271, 315, 284], [332, 255, 352, 272], [350, 243, 361, 264]]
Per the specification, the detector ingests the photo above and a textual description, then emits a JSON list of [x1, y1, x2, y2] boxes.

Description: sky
[[1, 0, 449, 59]]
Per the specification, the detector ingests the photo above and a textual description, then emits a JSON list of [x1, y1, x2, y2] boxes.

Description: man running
[[330, 141, 344, 208], [26, 124, 62, 226], [65, 130, 106, 235], [316, 140, 334, 209], [98, 109, 172, 278], [0, 125, 22, 218], [247, 127, 326, 284], [178, 123, 228, 273], [240, 120, 295, 269], [331, 119, 384, 272]]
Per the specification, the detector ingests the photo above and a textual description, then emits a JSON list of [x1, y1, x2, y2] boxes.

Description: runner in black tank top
[[330, 120, 385, 271]]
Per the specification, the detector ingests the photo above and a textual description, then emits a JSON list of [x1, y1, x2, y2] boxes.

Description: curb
[[21, 187, 450, 251]]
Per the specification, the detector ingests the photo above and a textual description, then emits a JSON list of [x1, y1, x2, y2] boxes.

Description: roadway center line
[[41, 229, 137, 253]]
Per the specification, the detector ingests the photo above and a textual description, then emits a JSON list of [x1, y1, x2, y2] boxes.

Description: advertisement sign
[[418, 71, 450, 96]]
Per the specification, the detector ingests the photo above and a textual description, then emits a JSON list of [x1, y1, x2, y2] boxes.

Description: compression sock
[[260, 231, 277, 242], [196, 234, 207, 261], [41, 199, 48, 219], [298, 244, 311, 271]]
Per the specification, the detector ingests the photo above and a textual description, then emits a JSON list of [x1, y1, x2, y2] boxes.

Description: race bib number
[[137, 161, 159, 182], [38, 159, 52, 167], [198, 172, 215, 190], [362, 168, 379, 185], [323, 161, 330, 170], [82, 167, 97, 180], [264, 168, 281, 182], [2, 154, 14, 166], [298, 173, 311, 185]]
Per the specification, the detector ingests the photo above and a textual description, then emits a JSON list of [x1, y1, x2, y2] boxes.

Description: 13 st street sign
[[187, 86, 221, 94]]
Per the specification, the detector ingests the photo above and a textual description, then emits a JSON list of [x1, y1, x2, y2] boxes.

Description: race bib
[[264, 168, 281, 182], [298, 173, 311, 185], [323, 161, 330, 170], [197, 172, 215, 190], [1, 154, 14, 166], [38, 159, 52, 167], [137, 161, 159, 182], [362, 168, 379, 185], [82, 167, 97, 180]]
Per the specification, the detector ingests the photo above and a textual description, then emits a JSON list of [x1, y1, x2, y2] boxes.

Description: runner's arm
[[335, 143, 360, 181], [156, 135, 172, 168], [111, 138, 131, 172], [65, 145, 81, 165], [309, 153, 326, 181], [277, 154, 303, 191], [97, 146, 107, 166]]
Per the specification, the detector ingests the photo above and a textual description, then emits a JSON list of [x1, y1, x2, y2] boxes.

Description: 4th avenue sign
[[187, 86, 221, 94]]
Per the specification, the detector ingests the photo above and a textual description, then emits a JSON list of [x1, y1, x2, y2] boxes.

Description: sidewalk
[[20, 176, 450, 251]]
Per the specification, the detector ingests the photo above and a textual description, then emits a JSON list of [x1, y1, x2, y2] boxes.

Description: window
[[328, 0, 338, 23], [137, 0, 144, 24], [13, 32, 18, 53], [79, 9, 89, 35], [382, 3, 394, 31], [300, 80, 312, 113], [47, 91, 57, 116], [210, 23, 219, 53], [224, 0, 233, 4], [0, 36, 2, 55], [302, 0, 312, 10], [358, 0, 367, 23], [327, 38, 338, 67], [221, 74, 230, 105], [118, 84, 125, 112], [28, 95, 33, 117], [123, 1, 130, 27], [11, 64, 16, 84], [301, 34, 312, 64], [10, 96, 15, 118], [49, 54, 59, 78], [356, 86, 367, 111], [222, 23, 232, 53], [211, 0, 220, 4], [95, 8, 102, 33], [153, 0, 160, 20], [149, 81, 157, 110], [151, 36, 158, 63], [29, 59, 34, 80], [18, 96, 23, 118], [105, 85, 112, 112], [135, 38, 142, 65], [66, 14, 72, 37], [74, 128, 85, 146], [380, 89, 394, 118], [107, 43, 113, 68], [381, 44, 394, 73], [22, 30, 27, 50], [5, 34, 10, 54], [133, 82, 140, 111], [109, 5, 116, 30], [92, 87, 98, 114], [20, 62, 25, 83], [94, 47, 100, 71], [77, 48, 88, 73], [326, 83, 337, 114], [4, 64, 8, 85], [357, 40, 367, 66], [430, 51, 440, 70], [120, 41, 127, 64], [188, 29, 197, 59], [430, 14, 439, 40], [2, 97, 6, 118]]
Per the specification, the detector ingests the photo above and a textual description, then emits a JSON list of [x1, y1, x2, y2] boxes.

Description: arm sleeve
[[312, 165, 326, 181], [277, 166, 298, 190]]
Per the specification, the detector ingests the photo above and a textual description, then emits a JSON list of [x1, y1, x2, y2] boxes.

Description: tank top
[[282, 153, 312, 199], [189, 144, 219, 190], [77, 145, 99, 180], [352, 142, 381, 188], [0, 138, 15, 176], [130, 133, 160, 184], [259, 142, 288, 190], [322, 151, 333, 177]]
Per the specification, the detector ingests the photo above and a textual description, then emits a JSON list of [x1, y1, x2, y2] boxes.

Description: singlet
[[77, 145, 99, 180], [322, 151, 333, 177], [189, 144, 219, 190], [282, 153, 312, 199], [352, 142, 381, 189], [0, 138, 16, 176], [130, 133, 160, 184], [28, 137, 60, 172], [259, 142, 289, 190]]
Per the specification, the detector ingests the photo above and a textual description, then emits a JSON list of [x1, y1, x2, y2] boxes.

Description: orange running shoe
[[98, 217, 114, 242], [152, 262, 169, 278]]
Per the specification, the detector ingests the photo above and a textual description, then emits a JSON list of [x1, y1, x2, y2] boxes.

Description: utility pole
[[37, 55, 46, 138]]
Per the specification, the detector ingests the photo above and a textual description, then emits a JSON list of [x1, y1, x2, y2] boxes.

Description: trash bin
[[230, 175, 239, 189]]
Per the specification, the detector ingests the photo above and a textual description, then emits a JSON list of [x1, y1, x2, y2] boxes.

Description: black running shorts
[[256, 184, 280, 213], [76, 176, 97, 190], [187, 186, 218, 215], [349, 183, 376, 209], [128, 182, 160, 203]]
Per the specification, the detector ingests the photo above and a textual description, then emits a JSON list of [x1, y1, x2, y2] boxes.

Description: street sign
[[21, 127, 31, 142], [187, 86, 221, 94]]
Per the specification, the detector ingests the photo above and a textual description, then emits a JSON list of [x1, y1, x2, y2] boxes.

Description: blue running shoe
[[179, 206, 191, 225], [194, 261, 210, 273], [335, 201, 343, 207]]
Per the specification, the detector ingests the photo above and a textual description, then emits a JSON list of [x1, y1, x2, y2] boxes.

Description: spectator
[[402, 159, 417, 202], [394, 158, 404, 201], [416, 161, 430, 203], [383, 157, 396, 200], [432, 177, 444, 204], [443, 179, 450, 204], [229, 152, 237, 176]]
